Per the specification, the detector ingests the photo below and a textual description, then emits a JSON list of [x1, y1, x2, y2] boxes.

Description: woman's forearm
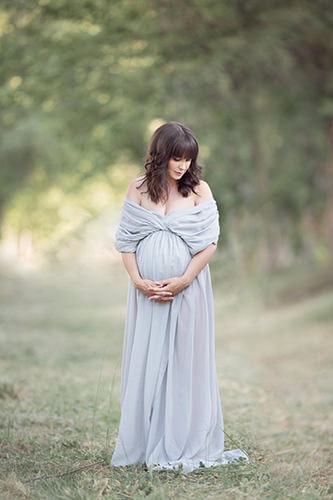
[[121, 244, 217, 302], [182, 243, 217, 287], [121, 252, 173, 301], [155, 243, 217, 298], [121, 252, 142, 287]]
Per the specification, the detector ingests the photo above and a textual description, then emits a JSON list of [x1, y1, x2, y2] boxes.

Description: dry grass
[[0, 260, 332, 499]]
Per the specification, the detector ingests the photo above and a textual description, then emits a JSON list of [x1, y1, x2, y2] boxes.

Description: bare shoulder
[[126, 176, 145, 203], [195, 180, 214, 204]]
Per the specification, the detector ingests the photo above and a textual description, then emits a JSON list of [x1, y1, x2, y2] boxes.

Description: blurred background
[[0, 0, 332, 293], [0, 2, 332, 496]]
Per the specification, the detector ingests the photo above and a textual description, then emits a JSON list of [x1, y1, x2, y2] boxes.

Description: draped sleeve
[[167, 199, 220, 256], [115, 198, 220, 255], [115, 199, 165, 252]]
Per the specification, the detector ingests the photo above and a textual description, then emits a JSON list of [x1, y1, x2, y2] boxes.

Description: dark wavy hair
[[139, 122, 202, 203]]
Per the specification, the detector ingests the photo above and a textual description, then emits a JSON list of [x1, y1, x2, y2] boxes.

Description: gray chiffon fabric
[[111, 198, 248, 472]]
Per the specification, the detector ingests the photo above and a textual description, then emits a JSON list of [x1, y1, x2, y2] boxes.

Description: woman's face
[[167, 156, 191, 182]]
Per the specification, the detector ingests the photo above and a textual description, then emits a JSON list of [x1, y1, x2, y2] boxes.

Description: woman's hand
[[134, 278, 174, 302], [150, 276, 188, 301]]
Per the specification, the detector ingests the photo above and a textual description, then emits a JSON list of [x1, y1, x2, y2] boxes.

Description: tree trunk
[[0, 198, 4, 240], [325, 121, 333, 263]]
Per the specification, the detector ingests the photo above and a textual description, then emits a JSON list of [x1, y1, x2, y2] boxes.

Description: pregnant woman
[[111, 122, 247, 471]]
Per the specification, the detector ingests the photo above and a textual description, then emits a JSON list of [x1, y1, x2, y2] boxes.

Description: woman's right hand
[[134, 278, 174, 302], [121, 253, 173, 302]]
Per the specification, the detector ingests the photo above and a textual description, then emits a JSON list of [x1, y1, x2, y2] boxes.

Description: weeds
[[0, 382, 20, 400], [0, 264, 332, 498]]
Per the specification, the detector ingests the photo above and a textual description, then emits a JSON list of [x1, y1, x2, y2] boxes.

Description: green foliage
[[0, 0, 332, 264]]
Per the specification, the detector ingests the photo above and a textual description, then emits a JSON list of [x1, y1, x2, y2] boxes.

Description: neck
[[166, 179, 179, 192]]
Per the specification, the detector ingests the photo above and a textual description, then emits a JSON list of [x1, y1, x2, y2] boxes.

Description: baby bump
[[136, 231, 192, 281]]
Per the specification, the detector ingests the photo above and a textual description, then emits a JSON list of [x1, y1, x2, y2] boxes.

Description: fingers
[[150, 288, 172, 295], [140, 282, 173, 301], [148, 283, 172, 295], [149, 290, 173, 299], [140, 278, 180, 301], [148, 283, 173, 302], [149, 295, 173, 302]]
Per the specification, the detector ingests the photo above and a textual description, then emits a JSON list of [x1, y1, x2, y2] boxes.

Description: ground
[[0, 259, 332, 499]]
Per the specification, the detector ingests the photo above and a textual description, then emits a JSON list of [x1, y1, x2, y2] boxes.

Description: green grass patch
[[0, 263, 332, 499]]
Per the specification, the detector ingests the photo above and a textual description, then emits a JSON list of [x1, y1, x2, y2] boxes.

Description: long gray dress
[[111, 198, 247, 471]]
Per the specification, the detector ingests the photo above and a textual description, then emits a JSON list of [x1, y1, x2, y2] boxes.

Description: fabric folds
[[111, 198, 248, 472]]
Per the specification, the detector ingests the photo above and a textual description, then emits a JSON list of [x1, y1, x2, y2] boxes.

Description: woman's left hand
[[149, 276, 188, 302]]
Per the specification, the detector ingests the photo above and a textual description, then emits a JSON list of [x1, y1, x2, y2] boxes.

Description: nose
[[180, 160, 188, 169]]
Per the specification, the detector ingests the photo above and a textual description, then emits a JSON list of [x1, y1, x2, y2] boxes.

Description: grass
[[0, 259, 332, 499]]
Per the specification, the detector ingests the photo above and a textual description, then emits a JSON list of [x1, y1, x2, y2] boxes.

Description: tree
[[0, 0, 332, 266]]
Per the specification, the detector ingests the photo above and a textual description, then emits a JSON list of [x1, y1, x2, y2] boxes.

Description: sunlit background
[[0, 1, 332, 497], [0, 0, 332, 279]]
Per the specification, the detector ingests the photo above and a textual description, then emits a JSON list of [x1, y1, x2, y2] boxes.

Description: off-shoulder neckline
[[124, 198, 216, 218]]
